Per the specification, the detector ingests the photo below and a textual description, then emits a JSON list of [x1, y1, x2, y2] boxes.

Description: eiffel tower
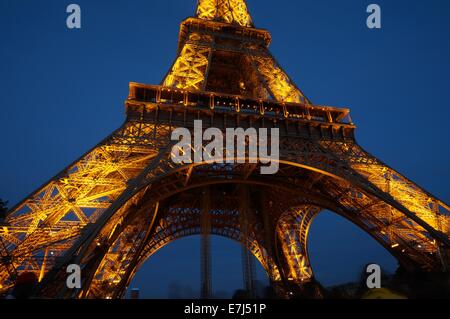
[[1, 0, 449, 299]]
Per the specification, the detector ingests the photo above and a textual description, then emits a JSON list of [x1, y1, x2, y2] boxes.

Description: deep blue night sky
[[0, 0, 449, 298]]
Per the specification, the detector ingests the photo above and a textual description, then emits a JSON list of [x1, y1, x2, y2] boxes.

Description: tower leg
[[277, 206, 320, 298], [239, 185, 256, 298], [259, 191, 278, 287], [241, 244, 256, 298], [200, 188, 212, 299]]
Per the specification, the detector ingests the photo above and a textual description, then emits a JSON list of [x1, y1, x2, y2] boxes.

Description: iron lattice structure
[[1, 0, 449, 298]]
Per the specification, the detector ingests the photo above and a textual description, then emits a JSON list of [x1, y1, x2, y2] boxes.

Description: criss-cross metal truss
[[197, 0, 253, 27], [277, 206, 319, 283], [1, 0, 449, 298]]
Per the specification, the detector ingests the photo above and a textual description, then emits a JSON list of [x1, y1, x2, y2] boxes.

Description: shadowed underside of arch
[[31, 154, 449, 298], [87, 203, 277, 299]]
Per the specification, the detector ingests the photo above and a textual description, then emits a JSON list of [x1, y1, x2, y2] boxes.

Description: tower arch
[[35, 158, 446, 298]]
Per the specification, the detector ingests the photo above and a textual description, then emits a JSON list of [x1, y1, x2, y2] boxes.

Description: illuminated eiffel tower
[[1, 0, 449, 299]]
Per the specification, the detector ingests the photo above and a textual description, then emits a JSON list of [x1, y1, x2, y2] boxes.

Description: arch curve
[[38, 150, 447, 298]]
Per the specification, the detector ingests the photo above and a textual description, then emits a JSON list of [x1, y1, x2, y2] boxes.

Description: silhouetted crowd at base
[[231, 266, 450, 300], [1, 264, 450, 299], [328, 265, 450, 299]]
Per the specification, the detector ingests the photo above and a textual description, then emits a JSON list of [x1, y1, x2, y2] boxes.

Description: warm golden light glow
[[253, 56, 307, 104], [277, 207, 318, 283], [1, 0, 448, 299], [0, 122, 167, 290], [196, 0, 253, 27], [163, 43, 210, 90]]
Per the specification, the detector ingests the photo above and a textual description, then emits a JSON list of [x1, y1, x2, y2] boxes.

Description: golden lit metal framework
[[196, 0, 253, 27], [0, 0, 449, 298]]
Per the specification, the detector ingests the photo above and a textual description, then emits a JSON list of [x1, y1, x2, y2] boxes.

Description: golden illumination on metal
[[317, 140, 450, 267], [352, 163, 449, 231], [277, 207, 318, 283], [163, 42, 211, 90], [1, 0, 448, 299], [0, 122, 168, 291], [196, 0, 253, 27], [253, 56, 308, 104]]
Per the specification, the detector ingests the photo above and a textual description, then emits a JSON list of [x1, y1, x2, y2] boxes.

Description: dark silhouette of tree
[[261, 285, 278, 299], [290, 277, 327, 299], [391, 267, 450, 299]]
